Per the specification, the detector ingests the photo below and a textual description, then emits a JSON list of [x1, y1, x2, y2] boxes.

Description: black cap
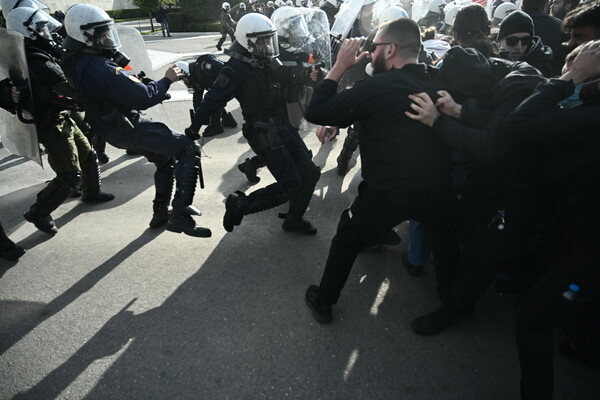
[[435, 46, 493, 101], [497, 10, 534, 40]]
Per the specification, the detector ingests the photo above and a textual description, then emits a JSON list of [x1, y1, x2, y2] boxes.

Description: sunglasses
[[369, 42, 396, 53], [504, 36, 532, 47]]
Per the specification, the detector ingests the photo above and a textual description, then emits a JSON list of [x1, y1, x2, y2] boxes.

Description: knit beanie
[[497, 10, 534, 40]]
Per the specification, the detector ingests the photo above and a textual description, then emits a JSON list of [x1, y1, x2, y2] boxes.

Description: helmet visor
[[27, 9, 61, 36], [83, 21, 121, 49], [254, 32, 279, 58]]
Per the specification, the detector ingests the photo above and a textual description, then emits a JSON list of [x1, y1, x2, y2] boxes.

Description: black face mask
[[101, 48, 131, 68], [32, 37, 66, 59]]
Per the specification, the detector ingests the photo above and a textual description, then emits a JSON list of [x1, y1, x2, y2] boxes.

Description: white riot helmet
[[64, 4, 121, 49], [5, 6, 60, 40], [275, 0, 285, 6], [267, 1, 274, 6], [240, 2, 247, 9], [444, 5, 462, 26], [492, 2, 517, 26], [222, 2, 230, 10], [249, 0, 256, 4], [235, 13, 279, 58], [272, 6, 309, 43], [379, 6, 409, 24], [1, 0, 49, 14], [428, 0, 446, 14], [286, 0, 294, 6]]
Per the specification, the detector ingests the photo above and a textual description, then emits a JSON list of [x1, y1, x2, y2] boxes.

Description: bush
[[106, 9, 145, 19], [168, 11, 185, 31]]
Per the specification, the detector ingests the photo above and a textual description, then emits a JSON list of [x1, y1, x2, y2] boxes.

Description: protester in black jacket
[[304, 19, 459, 324], [406, 47, 548, 335], [502, 39, 600, 400]]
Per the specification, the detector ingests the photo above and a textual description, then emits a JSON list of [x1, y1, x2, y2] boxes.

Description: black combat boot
[[221, 110, 238, 128], [237, 156, 264, 183], [203, 112, 224, 137], [223, 186, 290, 232], [149, 172, 174, 228], [80, 150, 115, 203], [24, 174, 78, 234], [166, 141, 211, 237], [336, 127, 359, 176], [281, 158, 320, 235]]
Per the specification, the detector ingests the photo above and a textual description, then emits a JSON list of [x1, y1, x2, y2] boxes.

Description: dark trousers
[[98, 119, 189, 196], [447, 186, 540, 312], [318, 182, 459, 304], [516, 245, 600, 400]]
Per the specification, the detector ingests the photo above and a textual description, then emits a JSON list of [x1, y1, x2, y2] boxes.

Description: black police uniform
[[188, 54, 237, 136], [188, 41, 321, 234], [63, 50, 210, 237], [305, 64, 459, 312]]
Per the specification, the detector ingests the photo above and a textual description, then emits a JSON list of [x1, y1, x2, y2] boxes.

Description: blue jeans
[[407, 220, 432, 266], [161, 20, 170, 36]]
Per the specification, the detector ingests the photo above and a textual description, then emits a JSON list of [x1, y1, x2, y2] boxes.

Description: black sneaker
[[402, 252, 423, 277], [282, 217, 317, 235], [223, 192, 246, 232], [305, 285, 332, 323], [216, 44, 222, 51], [70, 187, 82, 198], [411, 308, 459, 336], [24, 211, 58, 235]]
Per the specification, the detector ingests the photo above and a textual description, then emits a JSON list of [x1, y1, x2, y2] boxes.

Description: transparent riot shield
[[0, 27, 41, 166], [330, 0, 367, 40], [115, 25, 172, 126], [412, 0, 432, 23], [297, 7, 332, 70]]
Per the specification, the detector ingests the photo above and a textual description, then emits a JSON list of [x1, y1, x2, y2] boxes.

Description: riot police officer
[[217, 2, 236, 51], [186, 13, 321, 234], [4, 6, 114, 235], [62, 4, 210, 238], [177, 54, 238, 137]]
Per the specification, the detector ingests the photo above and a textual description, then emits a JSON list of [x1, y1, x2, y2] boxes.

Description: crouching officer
[[61, 4, 210, 237], [186, 13, 321, 234], [4, 7, 114, 235], [178, 54, 238, 137]]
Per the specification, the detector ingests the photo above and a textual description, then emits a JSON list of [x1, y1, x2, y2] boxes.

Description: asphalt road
[[0, 33, 598, 400]]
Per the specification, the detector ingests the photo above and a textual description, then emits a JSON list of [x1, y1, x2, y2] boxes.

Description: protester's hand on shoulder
[[435, 90, 461, 119], [405, 92, 440, 127]]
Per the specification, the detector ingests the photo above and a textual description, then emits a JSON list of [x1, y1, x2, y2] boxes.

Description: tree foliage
[[133, 0, 161, 13]]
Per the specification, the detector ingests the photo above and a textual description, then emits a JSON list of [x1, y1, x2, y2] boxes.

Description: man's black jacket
[[306, 63, 452, 193]]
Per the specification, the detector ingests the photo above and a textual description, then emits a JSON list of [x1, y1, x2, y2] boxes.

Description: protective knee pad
[[298, 159, 321, 187]]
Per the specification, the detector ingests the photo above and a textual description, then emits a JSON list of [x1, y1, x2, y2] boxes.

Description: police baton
[[188, 109, 205, 189]]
